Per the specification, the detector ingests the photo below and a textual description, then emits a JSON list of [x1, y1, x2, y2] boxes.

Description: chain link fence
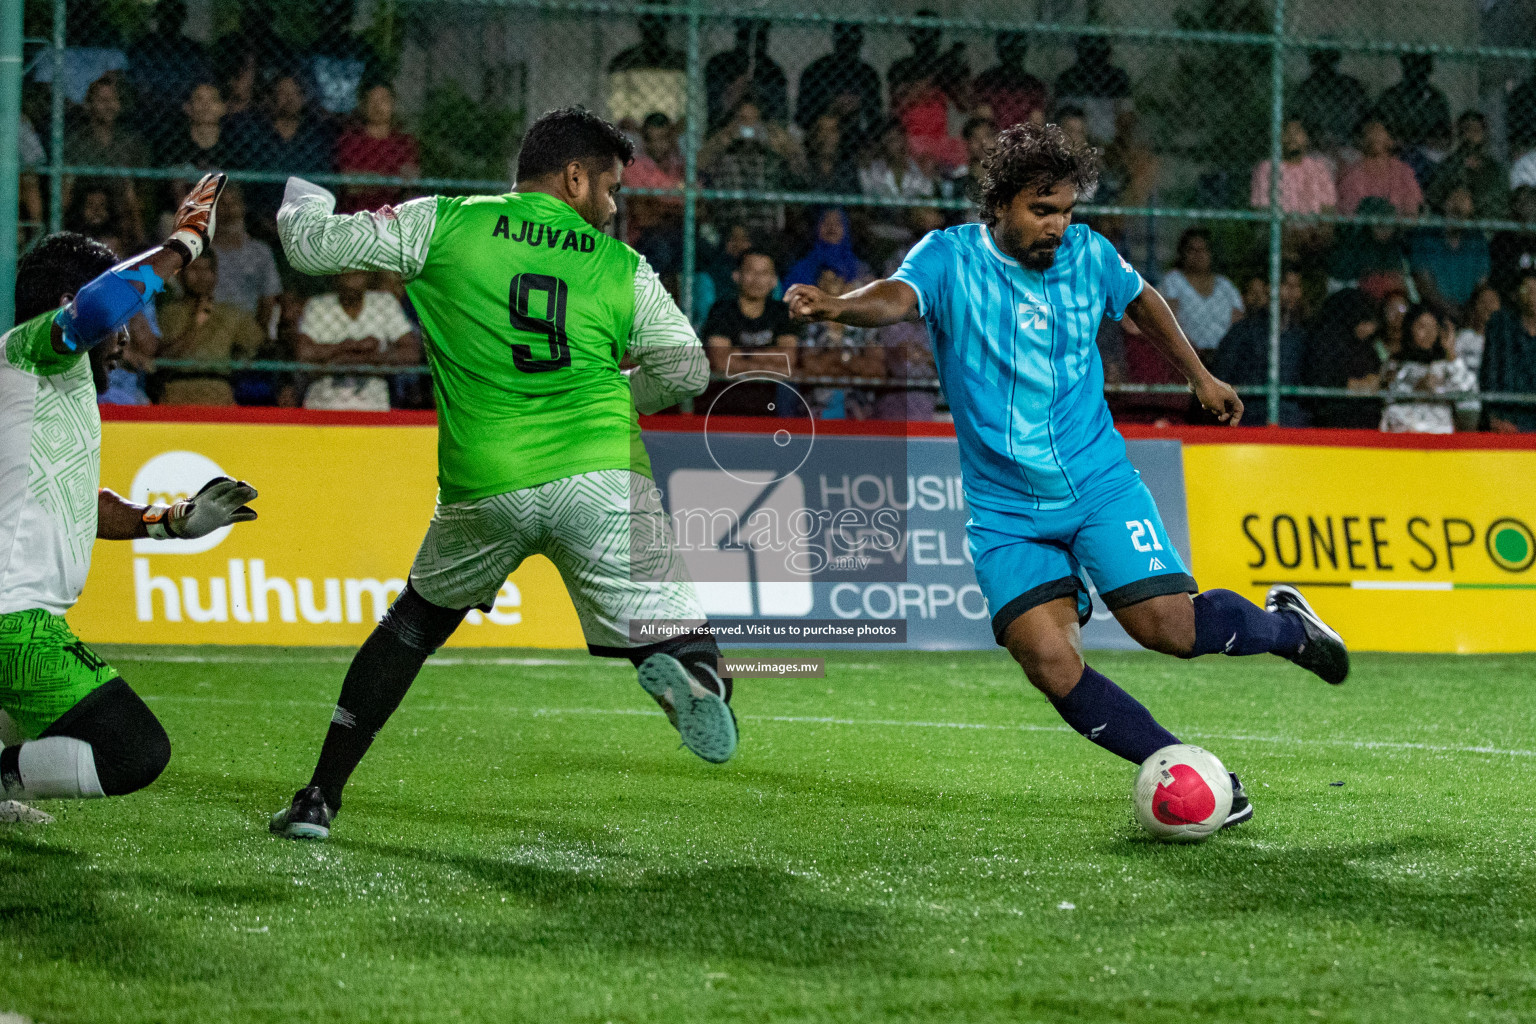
[[8, 0, 1536, 428]]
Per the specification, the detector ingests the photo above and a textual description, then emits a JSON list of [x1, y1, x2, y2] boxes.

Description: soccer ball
[[1133, 744, 1233, 842]]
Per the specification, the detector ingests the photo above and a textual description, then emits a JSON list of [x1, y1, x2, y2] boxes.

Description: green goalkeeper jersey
[[277, 180, 706, 503]]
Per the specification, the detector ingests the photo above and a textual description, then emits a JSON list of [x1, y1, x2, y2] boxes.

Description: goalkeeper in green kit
[[269, 108, 734, 840]]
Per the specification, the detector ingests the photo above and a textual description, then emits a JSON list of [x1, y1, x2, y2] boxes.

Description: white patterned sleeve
[[276, 177, 437, 281], [625, 256, 709, 414]]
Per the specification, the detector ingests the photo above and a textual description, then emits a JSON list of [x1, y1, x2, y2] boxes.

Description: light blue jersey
[[892, 222, 1144, 512]]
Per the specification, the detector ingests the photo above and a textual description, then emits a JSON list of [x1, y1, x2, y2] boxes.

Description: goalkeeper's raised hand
[[142, 477, 259, 541], [53, 172, 229, 354], [164, 172, 229, 268]]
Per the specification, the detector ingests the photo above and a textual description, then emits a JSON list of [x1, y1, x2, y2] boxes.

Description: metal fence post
[[681, 0, 702, 323], [1265, 0, 1286, 426], [0, 0, 21, 328], [48, 0, 63, 233]]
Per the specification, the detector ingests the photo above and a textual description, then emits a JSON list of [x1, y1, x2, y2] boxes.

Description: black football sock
[[308, 584, 465, 810], [1187, 588, 1305, 658], [1049, 665, 1180, 765]]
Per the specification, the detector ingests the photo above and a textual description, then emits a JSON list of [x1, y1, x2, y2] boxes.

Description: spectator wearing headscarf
[[1303, 288, 1388, 429], [784, 208, 867, 289]]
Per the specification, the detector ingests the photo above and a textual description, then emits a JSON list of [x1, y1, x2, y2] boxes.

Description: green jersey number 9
[[508, 272, 572, 372]]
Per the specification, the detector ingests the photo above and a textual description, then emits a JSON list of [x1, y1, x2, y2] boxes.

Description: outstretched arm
[[785, 278, 921, 328], [52, 173, 226, 355], [277, 177, 437, 279], [1125, 284, 1244, 425], [97, 478, 258, 541]]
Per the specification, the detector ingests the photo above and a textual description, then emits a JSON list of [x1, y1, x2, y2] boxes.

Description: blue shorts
[[968, 468, 1197, 645]]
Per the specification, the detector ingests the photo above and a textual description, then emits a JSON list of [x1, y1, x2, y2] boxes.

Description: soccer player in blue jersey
[[787, 123, 1347, 828]]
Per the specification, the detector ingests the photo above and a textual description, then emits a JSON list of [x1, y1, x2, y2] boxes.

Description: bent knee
[[1009, 641, 1084, 699], [95, 714, 171, 796]]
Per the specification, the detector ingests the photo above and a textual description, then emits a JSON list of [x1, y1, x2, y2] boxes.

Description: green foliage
[[417, 80, 523, 183], [2, 646, 1534, 1022]]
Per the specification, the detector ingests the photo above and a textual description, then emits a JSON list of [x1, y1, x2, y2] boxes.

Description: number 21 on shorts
[[1126, 519, 1163, 553]]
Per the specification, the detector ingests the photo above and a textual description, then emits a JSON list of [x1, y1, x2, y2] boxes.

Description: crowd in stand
[[17, 2, 1536, 430]]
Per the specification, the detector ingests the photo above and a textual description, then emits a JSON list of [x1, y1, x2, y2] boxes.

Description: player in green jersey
[[1, 178, 261, 822], [269, 108, 733, 840]]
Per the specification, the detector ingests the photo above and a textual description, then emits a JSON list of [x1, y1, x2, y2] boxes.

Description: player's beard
[[998, 223, 1061, 270]]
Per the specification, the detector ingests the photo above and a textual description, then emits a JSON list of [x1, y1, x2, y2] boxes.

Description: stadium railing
[[5, 0, 1536, 424]]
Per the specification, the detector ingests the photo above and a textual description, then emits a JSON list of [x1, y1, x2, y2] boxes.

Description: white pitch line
[[138, 693, 1536, 760]]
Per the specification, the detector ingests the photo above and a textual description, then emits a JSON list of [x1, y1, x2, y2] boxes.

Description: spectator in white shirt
[[297, 270, 420, 411], [1158, 228, 1244, 357]]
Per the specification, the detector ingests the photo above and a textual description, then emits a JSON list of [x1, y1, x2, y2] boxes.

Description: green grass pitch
[[3, 646, 1535, 1023]]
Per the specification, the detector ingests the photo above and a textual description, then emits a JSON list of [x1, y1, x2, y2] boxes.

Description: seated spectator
[[873, 319, 938, 422], [607, 13, 686, 126], [699, 97, 801, 236], [784, 208, 867, 289], [1211, 268, 1308, 427], [798, 267, 884, 420], [215, 49, 258, 123], [1096, 109, 1160, 242], [860, 118, 937, 213], [1410, 185, 1490, 318], [795, 23, 882, 149], [1159, 228, 1244, 359], [942, 117, 997, 212], [1455, 282, 1500, 379], [163, 81, 234, 172], [1290, 48, 1369, 160], [297, 271, 420, 412], [306, 0, 384, 117], [1303, 288, 1387, 429], [230, 74, 336, 228], [1053, 36, 1131, 145], [1511, 144, 1536, 192], [1453, 282, 1500, 429], [154, 250, 265, 406], [1480, 270, 1536, 432], [210, 183, 282, 333], [1489, 185, 1536, 301], [624, 112, 684, 263], [1337, 119, 1422, 217], [64, 185, 129, 256], [1427, 111, 1508, 219], [887, 11, 971, 172], [1250, 117, 1336, 215], [1054, 106, 1097, 200], [124, 0, 210, 131], [1379, 287, 1411, 357], [63, 76, 146, 247], [1375, 54, 1452, 151], [700, 250, 797, 415], [972, 32, 1047, 131], [337, 83, 420, 214], [1327, 196, 1408, 296], [1381, 304, 1476, 434], [1402, 118, 1452, 190], [705, 20, 788, 131], [799, 113, 861, 197]]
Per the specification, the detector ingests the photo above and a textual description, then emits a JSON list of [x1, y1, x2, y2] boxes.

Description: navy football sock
[[1187, 588, 1305, 658], [1049, 665, 1180, 765]]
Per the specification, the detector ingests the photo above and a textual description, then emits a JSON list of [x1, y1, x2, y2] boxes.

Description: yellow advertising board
[[1183, 443, 1536, 653], [73, 421, 587, 648]]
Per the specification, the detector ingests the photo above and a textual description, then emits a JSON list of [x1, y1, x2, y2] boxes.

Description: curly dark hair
[[515, 106, 635, 182], [15, 232, 118, 324], [977, 122, 1100, 226]]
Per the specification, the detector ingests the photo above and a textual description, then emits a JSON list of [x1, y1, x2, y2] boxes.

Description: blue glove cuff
[[55, 262, 166, 352]]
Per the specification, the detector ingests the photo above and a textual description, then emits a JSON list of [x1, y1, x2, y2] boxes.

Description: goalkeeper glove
[[143, 477, 259, 541], [164, 172, 228, 268]]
